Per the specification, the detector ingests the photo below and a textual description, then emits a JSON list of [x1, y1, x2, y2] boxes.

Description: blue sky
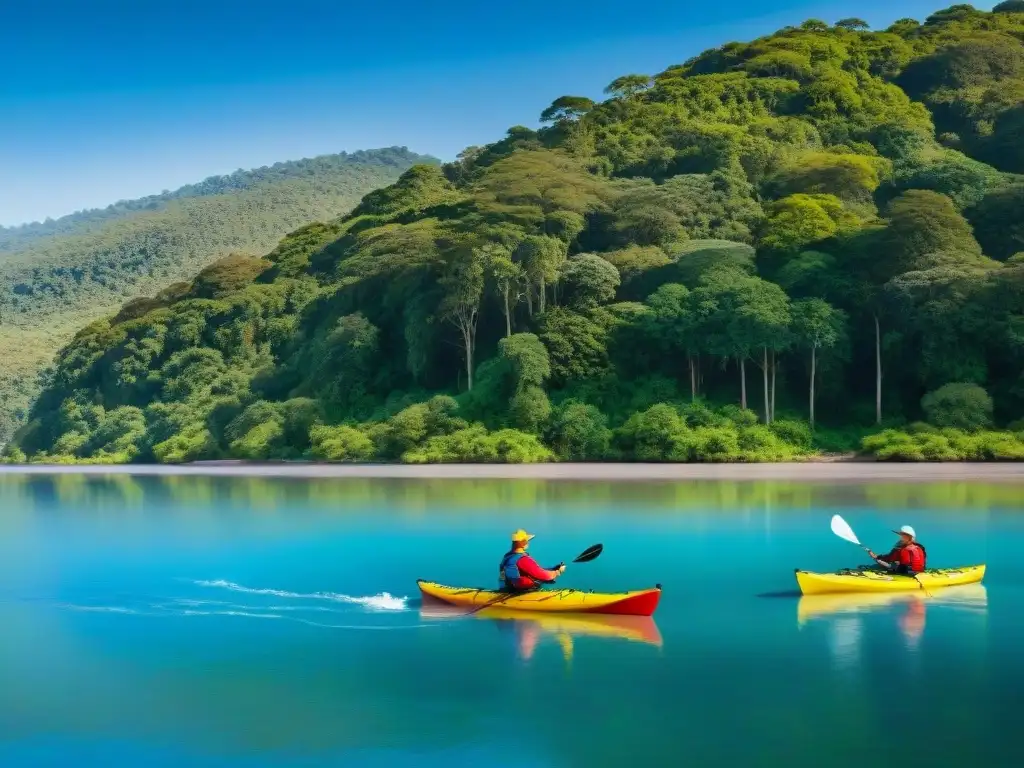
[[0, 0, 995, 226]]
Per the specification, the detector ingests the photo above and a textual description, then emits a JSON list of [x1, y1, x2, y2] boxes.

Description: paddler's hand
[[867, 550, 877, 559], [556, 562, 566, 575]]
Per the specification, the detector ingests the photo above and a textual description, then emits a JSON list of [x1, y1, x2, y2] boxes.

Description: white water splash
[[192, 579, 408, 611]]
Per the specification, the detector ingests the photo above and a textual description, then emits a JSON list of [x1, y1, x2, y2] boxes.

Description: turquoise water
[[0, 474, 1019, 767]]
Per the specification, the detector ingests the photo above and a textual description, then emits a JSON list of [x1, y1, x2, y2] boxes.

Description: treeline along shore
[[7, 5, 1024, 466]]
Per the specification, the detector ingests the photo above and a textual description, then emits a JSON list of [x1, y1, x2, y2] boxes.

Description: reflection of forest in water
[[0, 473, 1017, 523]]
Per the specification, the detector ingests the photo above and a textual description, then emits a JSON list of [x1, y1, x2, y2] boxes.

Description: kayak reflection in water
[[866, 524, 927, 575], [800, 593, 928, 660], [494, 617, 575, 663], [419, 603, 663, 667], [498, 529, 566, 592]]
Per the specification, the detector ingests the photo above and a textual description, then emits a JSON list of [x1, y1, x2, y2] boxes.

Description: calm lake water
[[0, 473, 1021, 767]]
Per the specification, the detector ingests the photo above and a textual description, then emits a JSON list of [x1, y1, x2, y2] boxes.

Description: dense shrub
[[402, 426, 553, 463], [546, 400, 612, 460], [614, 404, 692, 461], [769, 419, 813, 448], [152, 425, 219, 464], [371, 396, 468, 459], [921, 383, 993, 431], [308, 425, 376, 462], [612, 403, 810, 461], [861, 428, 1024, 460]]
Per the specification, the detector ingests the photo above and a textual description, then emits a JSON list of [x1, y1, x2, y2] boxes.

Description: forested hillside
[[0, 149, 427, 253], [0, 147, 433, 443], [10, 5, 1024, 465]]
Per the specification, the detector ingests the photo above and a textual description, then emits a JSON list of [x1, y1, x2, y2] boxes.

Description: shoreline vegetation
[[2, 461, 1024, 482], [7, 6, 1024, 466]]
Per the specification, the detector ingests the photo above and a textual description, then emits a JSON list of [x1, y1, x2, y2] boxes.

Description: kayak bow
[[417, 580, 662, 616], [794, 564, 985, 596]]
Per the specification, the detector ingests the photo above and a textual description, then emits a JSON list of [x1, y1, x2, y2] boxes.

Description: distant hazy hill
[[0, 146, 435, 442], [0, 148, 429, 253]]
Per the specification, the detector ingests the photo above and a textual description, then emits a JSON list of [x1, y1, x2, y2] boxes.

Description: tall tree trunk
[[698, 356, 703, 397], [539, 275, 547, 314], [762, 347, 770, 424], [689, 355, 696, 401], [771, 350, 777, 423], [810, 345, 817, 429], [503, 288, 512, 338], [874, 314, 882, 425], [739, 356, 747, 410], [463, 327, 475, 391], [526, 289, 533, 318]]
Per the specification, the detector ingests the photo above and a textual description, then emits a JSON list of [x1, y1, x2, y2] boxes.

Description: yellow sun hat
[[511, 529, 536, 543]]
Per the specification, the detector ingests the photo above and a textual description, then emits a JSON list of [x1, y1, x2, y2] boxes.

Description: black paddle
[[465, 543, 604, 616], [571, 543, 604, 564]]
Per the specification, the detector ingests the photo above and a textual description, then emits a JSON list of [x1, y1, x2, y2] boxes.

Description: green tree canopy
[[966, 183, 1024, 261], [883, 190, 985, 274], [604, 75, 653, 98], [560, 254, 622, 310], [540, 96, 597, 124]]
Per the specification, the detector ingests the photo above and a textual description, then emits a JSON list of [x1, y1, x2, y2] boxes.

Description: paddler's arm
[[867, 549, 895, 568], [517, 554, 564, 583]]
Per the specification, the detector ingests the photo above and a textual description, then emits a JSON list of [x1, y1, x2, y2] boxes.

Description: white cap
[[894, 524, 916, 539]]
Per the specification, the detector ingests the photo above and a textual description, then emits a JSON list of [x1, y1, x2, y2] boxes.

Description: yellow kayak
[[419, 603, 663, 647], [417, 580, 662, 616], [795, 565, 986, 596], [797, 583, 988, 624]]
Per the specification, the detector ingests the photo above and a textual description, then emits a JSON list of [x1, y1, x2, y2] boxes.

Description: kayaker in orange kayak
[[867, 524, 927, 575], [498, 529, 566, 592]]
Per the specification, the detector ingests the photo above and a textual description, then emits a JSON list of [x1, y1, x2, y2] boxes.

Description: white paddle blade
[[830, 514, 861, 546]]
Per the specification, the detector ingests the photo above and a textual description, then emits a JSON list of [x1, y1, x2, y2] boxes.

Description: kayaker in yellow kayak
[[499, 529, 566, 593], [867, 525, 927, 575]]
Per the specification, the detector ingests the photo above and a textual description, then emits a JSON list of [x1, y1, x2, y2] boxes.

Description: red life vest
[[897, 542, 927, 573]]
